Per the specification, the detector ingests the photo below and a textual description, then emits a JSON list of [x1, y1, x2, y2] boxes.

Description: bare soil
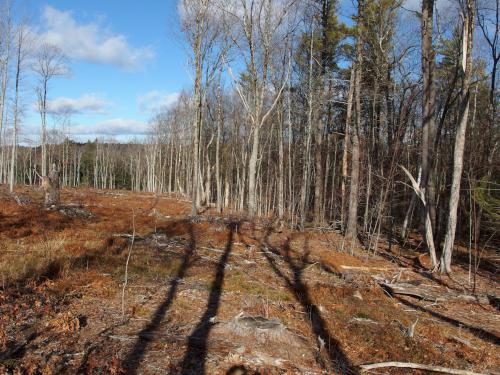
[[0, 186, 498, 374]]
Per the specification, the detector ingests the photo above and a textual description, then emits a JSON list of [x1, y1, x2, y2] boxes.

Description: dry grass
[[0, 185, 498, 374], [0, 236, 71, 287]]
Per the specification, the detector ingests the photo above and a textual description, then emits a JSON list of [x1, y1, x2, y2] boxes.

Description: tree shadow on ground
[[178, 221, 239, 374], [123, 222, 197, 374], [378, 247, 496, 294], [452, 249, 498, 279], [395, 296, 500, 345], [259, 230, 358, 374]]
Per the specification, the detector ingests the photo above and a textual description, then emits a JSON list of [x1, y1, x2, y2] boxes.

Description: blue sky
[[15, 0, 445, 144], [20, 0, 190, 143]]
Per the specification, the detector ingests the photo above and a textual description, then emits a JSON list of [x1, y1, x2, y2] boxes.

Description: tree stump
[[43, 164, 60, 207]]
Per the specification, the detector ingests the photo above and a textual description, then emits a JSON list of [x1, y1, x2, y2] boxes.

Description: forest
[[0, 0, 499, 374]]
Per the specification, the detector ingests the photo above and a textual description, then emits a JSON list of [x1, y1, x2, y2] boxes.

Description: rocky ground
[[0, 186, 498, 374]]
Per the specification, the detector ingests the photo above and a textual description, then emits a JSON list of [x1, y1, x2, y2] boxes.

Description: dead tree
[[42, 163, 60, 207], [33, 43, 66, 177]]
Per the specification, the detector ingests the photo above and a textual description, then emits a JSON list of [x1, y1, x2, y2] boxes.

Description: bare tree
[[300, 24, 315, 227], [476, 0, 500, 121], [0, 0, 12, 184], [33, 43, 67, 177], [341, 67, 355, 231], [420, 0, 438, 261], [441, 0, 476, 274], [180, 0, 228, 214], [221, 0, 296, 217], [344, 0, 364, 253], [9, 23, 29, 192]]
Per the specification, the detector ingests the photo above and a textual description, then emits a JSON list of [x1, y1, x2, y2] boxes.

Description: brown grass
[[0, 185, 498, 374]]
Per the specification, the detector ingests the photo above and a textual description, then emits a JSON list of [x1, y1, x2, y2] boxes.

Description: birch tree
[[441, 0, 476, 274], [0, 0, 12, 184], [33, 43, 67, 177], [9, 24, 29, 192], [221, 0, 296, 217], [180, 0, 228, 214]]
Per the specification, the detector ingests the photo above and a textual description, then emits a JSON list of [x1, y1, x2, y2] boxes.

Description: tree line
[[1, 0, 498, 273]]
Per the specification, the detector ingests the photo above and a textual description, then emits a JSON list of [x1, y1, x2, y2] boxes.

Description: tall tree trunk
[[341, 68, 355, 230], [278, 103, 284, 218], [247, 123, 260, 216], [0, 60, 8, 184], [41, 79, 48, 177], [215, 71, 223, 213], [0, 6, 11, 185], [300, 25, 315, 227], [421, 0, 438, 248], [9, 28, 22, 193], [191, 26, 203, 215], [287, 67, 294, 219], [345, 1, 364, 253], [345, 64, 361, 253], [363, 162, 372, 233], [314, 117, 324, 224], [441, 0, 475, 274]]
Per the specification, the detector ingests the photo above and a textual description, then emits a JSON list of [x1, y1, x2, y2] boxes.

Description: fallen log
[[340, 265, 395, 271], [360, 361, 486, 375], [378, 282, 490, 304], [380, 282, 437, 301]]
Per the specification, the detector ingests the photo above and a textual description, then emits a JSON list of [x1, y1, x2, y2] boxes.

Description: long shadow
[[379, 249, 493, 294], [417, 269, 463, 291], [123, 223, 197, 374], [260, 230, 358, 374], [452, 250, 499, 278], [179, 221, 238, 374], [396, 296, 500, 345]]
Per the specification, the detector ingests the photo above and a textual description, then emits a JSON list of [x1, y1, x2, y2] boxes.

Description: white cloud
[[137, 91, 180, 114], [19, 119, 150, 144], [71, 118, 150, 136], [47, 94, 110, 115], [39, 6, 155, 70]]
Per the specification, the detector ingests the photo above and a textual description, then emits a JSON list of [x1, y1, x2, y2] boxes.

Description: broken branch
[[360, 361, 486, 374]]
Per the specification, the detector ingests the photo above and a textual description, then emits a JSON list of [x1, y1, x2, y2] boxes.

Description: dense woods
[[1, 0, 499, 272]]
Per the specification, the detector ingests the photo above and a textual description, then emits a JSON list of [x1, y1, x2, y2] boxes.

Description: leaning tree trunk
[[441, 0, 475, 274]]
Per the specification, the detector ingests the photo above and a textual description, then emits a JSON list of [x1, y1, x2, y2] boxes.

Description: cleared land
[[0, 186, 498, 374]]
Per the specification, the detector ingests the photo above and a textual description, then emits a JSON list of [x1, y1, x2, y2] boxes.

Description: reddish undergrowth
[[0, 185, 498, 374]]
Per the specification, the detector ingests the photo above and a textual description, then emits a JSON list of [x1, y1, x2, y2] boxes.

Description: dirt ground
[[0, 186, 498, 374]]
